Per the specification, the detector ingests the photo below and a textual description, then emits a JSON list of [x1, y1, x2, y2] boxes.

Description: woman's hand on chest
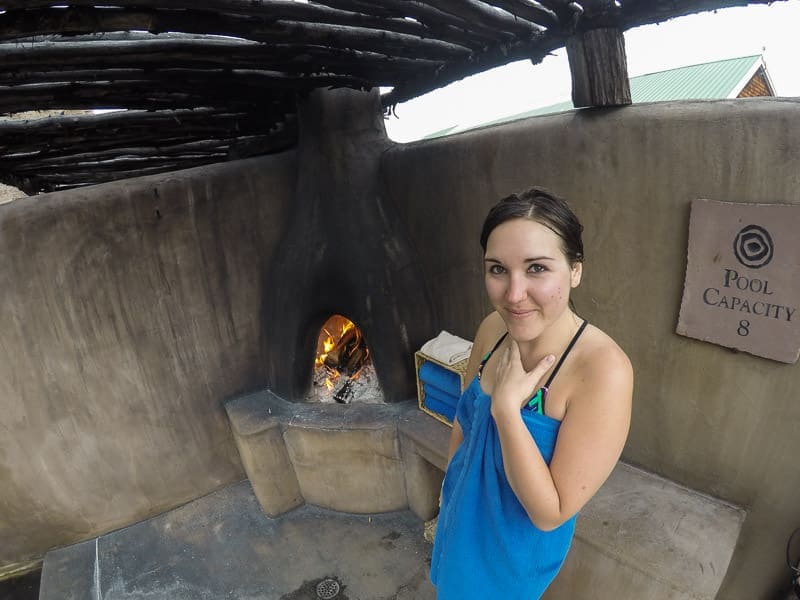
[[489, 339, 555, 420]]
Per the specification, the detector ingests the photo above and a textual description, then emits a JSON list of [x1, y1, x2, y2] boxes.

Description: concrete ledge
[[225, 390, 442, 517], [230, 419, 303, 517], [398, 408, 450, 472], [398, 409, 449, 521], [283, 425, 406, 513], [545, 463, 746, 600]]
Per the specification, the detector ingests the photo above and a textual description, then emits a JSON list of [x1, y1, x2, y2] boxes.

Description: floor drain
[[316, 578, 340, 599]]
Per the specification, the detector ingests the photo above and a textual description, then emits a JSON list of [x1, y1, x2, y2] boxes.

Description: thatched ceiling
[[0, 1, 787, 194]]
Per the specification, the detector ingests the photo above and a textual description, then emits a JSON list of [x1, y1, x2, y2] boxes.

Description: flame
[[324, 370, 340, 391], [315, 328, 336, 367], [314, 315, 369, 394]]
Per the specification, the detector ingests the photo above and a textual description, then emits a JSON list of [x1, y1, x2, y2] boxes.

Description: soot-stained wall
[[383, 97, 800, 600], [0, 153, 294, 571]]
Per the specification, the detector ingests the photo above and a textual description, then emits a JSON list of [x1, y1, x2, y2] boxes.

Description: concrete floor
[[40, 480, 436, 600]]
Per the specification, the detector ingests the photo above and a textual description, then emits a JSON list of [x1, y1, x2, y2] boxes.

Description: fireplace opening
[[307, 314, 383, 404]]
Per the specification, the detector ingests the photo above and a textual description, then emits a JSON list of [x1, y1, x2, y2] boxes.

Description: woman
[[430, 187, 633, 599]]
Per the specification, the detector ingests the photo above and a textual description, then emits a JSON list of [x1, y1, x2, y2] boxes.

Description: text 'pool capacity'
[[702, 268, 796, 336]]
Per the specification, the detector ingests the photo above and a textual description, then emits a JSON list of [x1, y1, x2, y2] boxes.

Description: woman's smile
[[506, 307, 537, 318]]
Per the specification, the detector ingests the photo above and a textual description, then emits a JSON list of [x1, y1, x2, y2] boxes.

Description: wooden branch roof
[[0, 0, 788, 194]]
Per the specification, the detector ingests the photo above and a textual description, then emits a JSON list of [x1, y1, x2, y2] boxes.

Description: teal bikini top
[[477, 319, 588, 415]]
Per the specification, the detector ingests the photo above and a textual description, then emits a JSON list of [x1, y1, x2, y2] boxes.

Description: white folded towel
[[420, 331, 473, 365]]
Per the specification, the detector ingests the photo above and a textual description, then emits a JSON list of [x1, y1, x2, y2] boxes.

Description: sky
[[384, 2, 800, 142]]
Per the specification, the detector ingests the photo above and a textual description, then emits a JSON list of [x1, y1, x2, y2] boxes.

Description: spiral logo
[[733, 224, 773, 269]]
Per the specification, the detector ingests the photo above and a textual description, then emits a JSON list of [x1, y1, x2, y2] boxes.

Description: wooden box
[[414, 351, 469, 427]]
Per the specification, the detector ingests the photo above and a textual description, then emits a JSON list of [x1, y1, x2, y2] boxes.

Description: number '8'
[[737, 320, 750, 336]]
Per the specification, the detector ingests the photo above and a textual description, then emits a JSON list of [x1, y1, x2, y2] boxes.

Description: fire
[[316, 326, 340, 390], [316, 329, 336, 367], [314, 315, 371, 400]]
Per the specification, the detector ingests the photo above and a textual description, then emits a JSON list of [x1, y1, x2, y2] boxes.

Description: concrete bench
[[225, 391, 745, 600], [545, 462, 745, 600], [224, 390, 444, 520]]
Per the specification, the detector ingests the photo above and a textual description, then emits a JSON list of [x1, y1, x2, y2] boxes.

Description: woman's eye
[[488, 265, 505, 275], [529, 264, 546, 273]]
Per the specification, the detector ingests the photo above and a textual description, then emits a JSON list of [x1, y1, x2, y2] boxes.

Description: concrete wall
[[3, 97, 799, 600], [383, 97, 800, 600], [0, 153, 295, 571]]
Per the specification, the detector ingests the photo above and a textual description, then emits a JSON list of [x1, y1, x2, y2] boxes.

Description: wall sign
[[677, 199, 800, 363]]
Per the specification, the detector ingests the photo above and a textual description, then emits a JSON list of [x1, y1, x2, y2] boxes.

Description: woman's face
[[484, 218, 582, 343]]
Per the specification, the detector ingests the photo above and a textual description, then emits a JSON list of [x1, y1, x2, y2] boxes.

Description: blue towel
[[419, 361, 461, 396], [422, 384, 459, 421], [422, 380, 459, 403], [431, 376, 576, 599], [423, 384, 459, 409], [422, 394, 456, 422]]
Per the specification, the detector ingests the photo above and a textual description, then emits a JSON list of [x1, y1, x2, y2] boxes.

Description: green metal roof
[[630, 55, 761, 102], [438, 55, 764, 138]]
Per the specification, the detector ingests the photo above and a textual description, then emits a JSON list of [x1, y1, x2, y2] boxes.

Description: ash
[[307, 363, 384, 404]]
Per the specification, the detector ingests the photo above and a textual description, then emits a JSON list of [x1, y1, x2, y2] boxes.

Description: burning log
[[322, 324, 369, 376]]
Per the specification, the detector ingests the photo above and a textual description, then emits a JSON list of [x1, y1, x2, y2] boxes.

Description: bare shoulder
[[579, 325, 632, 375], [475, 311, 507, 350], [463, 312, 508, 385], [569, 324, 633, 409]]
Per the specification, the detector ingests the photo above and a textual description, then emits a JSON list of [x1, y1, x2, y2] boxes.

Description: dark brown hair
[[479, 187, 584, 264]]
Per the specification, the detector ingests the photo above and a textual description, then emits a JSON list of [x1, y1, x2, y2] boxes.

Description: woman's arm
[[491, 338, 632, 531]]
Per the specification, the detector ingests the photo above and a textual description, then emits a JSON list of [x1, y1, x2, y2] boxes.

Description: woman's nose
[[505, 274, 528, 303]]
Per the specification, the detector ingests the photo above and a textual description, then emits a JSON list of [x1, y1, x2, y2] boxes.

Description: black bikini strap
[[543, 319, 588, 389], [477, 332, 508, 380], [487, 332, 509, 357]]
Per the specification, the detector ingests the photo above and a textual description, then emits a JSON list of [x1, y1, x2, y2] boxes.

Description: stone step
[[40, 480, 435, 600]]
